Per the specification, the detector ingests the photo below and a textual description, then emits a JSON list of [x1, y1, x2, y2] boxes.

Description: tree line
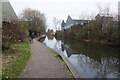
[[60, 3, 119, 45], [63, 17, 118, 45], [2, 8, 46, 51]]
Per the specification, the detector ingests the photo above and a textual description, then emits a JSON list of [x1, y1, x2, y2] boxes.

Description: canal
[[42, 36, 119, 78]]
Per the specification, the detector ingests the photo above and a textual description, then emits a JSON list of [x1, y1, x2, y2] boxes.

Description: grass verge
[[2, 38, 31, 78], [49, 49, 64, 63], [49, 49, 74, 78]]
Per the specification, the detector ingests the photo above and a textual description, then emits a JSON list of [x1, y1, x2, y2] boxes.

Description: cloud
[[9, 0, 119, 30]]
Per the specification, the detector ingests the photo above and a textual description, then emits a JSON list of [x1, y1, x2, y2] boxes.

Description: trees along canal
[[62, 18, 118, 45], [20, 8, 46, 36]]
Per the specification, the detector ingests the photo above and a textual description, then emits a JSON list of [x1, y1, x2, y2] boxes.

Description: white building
[[61, 15, 89, 32], [2, 0, 17, 22]]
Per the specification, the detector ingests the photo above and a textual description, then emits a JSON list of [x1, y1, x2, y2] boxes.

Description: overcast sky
[[9, 0, 119, 30]]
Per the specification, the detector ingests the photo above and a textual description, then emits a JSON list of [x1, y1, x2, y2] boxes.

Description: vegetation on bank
[[49, 49, 64, 63], [49, 49, 74, 78], [2, 8, 46, 51], [2, 38, 31, 78], [2, 7, 47, 79], [20, 8, 46, 36], [63, 22, 119, 45], [2, 21, 27, 51]]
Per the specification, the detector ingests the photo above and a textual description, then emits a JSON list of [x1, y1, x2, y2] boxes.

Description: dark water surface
[[42, 37, 119, 78]]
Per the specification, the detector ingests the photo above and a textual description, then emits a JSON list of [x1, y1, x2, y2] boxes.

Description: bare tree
[[97, 3, 103, 15], [20, 8, 46, 34], [79, 12, 88, 20], [104, 3, 111, 16], [97, 2, 111, 16], [53, 17, 61, 30]]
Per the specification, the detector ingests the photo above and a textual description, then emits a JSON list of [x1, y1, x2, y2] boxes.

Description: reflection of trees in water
[[98, 57, 118, 78], [61, 43, 76, 57], [63, 39, 118, 62], [43, 37, 119, 78], [47, 35, 54, 40], [53, 40, 62, 52], [77, 54, 119, 78], [61, 43, 65, 52], [55, 37, 62, 41]]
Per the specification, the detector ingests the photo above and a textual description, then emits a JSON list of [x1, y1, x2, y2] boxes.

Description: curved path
[[20, 39, 70, 78]]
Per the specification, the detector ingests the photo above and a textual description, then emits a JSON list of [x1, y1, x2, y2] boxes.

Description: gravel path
[[20, 39, 70, 78]]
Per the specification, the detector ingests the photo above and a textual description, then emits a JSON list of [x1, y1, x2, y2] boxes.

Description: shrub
[[2, 21, 26, 51]]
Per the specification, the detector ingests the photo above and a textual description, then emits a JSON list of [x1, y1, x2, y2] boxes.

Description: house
[[95, 14, 114, 29], [102, 16, 113, 28], [1, 0, 17, 23], [62, 13, 118, 32], [113, 21, 118, 28], [61, 15, 89, 32]]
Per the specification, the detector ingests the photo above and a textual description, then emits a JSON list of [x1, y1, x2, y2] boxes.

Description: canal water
[[42, 36, 119, 78]]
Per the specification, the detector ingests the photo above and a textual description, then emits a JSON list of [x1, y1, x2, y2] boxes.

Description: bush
[[63, 22, 119, 45], [2, 21, 26, 51]]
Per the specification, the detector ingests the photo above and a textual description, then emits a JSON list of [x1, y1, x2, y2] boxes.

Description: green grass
[[49, 49, 64, 63], [49, 49, 83, 79], [49, 49, 74, 78], [0, 74, 2, 78], [2, 38, 32, 78]]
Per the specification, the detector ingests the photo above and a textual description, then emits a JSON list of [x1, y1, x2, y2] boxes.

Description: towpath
[[20, 39, 70, 78]]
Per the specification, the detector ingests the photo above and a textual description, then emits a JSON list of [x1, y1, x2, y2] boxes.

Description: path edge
[[38, 40, 81, 78]]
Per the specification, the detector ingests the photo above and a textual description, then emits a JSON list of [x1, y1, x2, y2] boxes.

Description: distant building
[[61, 20, 65, 32], [113, 21, 118, 28], [2, 0, 17, 22], [102, 16, 113, 28], [61, 15, 89, 32], [62, 13, 118, 32], [95, 14, 114, 29]]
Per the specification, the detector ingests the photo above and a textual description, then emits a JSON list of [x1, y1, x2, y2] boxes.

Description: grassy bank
[[49, 49, 74, 78], [2, 38, 31, 78]]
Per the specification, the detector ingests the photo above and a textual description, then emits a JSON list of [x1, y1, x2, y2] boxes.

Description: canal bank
[[42, 36, 119, 78], [44, 43, 81, 78], [20, 39, 73, 78]]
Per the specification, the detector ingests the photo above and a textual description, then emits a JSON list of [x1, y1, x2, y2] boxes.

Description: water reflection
[[47, 35, 54, 40], [43, 37, 119, 78]]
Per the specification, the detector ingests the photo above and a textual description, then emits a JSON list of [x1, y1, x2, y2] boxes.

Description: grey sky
[[9, 0, 119, 30]]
